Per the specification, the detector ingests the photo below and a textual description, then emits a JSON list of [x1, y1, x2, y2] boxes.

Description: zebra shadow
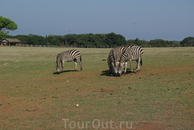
[[100, 70, 111, 76], [125, 69, 137, 74], [53, 70, 78, 75], [100, 69, 136, 77]]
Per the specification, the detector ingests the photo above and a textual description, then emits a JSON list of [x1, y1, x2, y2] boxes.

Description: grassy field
[[0, 46, 193, 130]]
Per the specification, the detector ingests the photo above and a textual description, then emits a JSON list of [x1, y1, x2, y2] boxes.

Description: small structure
[[0, 38, 22, 46]]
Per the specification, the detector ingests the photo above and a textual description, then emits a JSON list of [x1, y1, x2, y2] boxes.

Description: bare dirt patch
[[133, 122, 171, 130], [0, 47, 194, 129]]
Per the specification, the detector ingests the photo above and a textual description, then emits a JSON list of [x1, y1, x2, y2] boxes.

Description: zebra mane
[[118, 45, 131, 63]]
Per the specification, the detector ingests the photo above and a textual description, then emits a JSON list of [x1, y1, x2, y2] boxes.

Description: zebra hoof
[[134, 70, 140, 73], [116, 73, 122, 77]]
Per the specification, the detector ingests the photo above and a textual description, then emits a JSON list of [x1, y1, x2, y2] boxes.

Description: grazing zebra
[[107, 46, 127, 76], [118, 45, 143, 76], [56, 49, 82, 73]]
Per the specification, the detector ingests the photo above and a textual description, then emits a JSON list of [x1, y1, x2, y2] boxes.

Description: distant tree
[[105, 32, 126, 47], [78, 34, 93, 48], [84, 33, 96, 47], [0, 16, 17, 39], [165, 40, 179, 47], [55, 35, 64, 46], [27, 34, 46, 45], [47, 35, 61, 45], [127, 39, 149, 47], [64, 34, 78, 47], [95, 34, 107, 48], [15, 35, 29, 44], [134, 38, 141, 46], [50, 37, 61, 46], [149, 39, 165, 47], [180, 37, 194, 46], [126, 39, 135, 45], [10, 33, 183, 47], [139, 40, 149, 47]]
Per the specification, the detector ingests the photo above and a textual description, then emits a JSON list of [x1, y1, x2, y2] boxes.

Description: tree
[[149, 39, 165, 47], [47, 35, 61, 46], [64, 34, 78, 47], [95, 34, 107, 48], [0, 16, 18, 39], [27, 34, 46, 45], [127, 39, 149, 47], [105, 32, 126, 47], [180, 37, 194, 46], [134, 38, 140, 46], [15, 35, 29, 44]]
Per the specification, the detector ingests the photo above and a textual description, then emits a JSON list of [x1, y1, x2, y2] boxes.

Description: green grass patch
[[0, 46, 193, 130]]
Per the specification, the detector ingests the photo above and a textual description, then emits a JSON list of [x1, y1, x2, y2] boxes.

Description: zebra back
[[120, 45, 143, 63], [56, 49, 81, 63]]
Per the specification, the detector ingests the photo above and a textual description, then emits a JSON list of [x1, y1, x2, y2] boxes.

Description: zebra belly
[[66, 60, 73, 62]]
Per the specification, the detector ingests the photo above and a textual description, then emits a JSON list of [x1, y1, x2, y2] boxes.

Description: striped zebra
[[118, 45, 143, 76], [55, 49, 82, 73], [107, 46, 127, 76]]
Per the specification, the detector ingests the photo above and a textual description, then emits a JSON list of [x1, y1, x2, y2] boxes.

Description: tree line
[[6, 33, 126, 48], [4, 33, 194, 48], [1, 16, 194, 48]]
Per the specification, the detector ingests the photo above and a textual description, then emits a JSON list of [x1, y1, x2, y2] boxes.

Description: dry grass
[[0, 46, 193, 130]]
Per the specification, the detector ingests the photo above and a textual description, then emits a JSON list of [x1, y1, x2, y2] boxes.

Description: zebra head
[[117, 62, 126, 76], [112, 61, 119, 76]]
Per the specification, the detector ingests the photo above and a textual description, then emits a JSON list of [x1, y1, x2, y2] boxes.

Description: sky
[[1, 0, 194, 41]]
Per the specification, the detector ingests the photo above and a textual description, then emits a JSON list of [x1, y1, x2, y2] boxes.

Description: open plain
[[0, 46, 193, 130]]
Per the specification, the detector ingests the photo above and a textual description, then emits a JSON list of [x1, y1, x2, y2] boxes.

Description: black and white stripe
[[56, 49, 82, 73], [107, 46, 127, 76], [118, 45, 143, 75]]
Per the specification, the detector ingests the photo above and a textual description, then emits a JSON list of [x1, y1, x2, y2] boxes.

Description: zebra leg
[[79, 61, 83, 71], [79, 56, 83, 70], [109, 66, 113, 76], [107, 60, 112, 75], [56, 65, 60, 74], [136, 58, 141, 72], [129, 59, 133, 72], [123, 62, 128, 74], [74, 61, 78, 71], [110, 63, 115, 76], [61, 60, 65, 72]]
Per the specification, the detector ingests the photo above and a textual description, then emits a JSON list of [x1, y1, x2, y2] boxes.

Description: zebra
[[55, 49, 82, 73], [118, 45, 143, 76], [107, 46, 127, 76]]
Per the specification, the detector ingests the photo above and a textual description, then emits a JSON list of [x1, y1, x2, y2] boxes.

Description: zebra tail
[[80, 55, 83, 70], [80, 55, 82, 62], [140, 58, 143, 66]]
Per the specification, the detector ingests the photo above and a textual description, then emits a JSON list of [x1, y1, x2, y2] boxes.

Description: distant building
[[0, 38, 22, 46]]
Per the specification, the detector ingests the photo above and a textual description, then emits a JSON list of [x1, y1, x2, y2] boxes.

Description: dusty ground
[[0, 47, 193, 130]]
